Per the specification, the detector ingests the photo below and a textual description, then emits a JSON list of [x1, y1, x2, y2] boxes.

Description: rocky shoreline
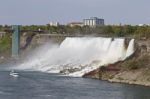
[[83, 65, 150, 86], [109, 78, 150, 87]]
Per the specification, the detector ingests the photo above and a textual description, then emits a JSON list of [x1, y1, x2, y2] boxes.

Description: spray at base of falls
[[15, 37, 135, 77]]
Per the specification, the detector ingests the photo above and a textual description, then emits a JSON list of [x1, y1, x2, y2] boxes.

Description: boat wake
[[10, 70, 19, 77]]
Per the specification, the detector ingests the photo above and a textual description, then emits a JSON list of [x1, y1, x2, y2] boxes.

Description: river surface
[[0, 70, 150, 99]]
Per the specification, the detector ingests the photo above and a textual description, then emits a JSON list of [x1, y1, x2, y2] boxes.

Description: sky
[[0, 0, 150, 25]]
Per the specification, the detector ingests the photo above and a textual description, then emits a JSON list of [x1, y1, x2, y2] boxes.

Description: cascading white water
[[15, 37, 135, 77], [126, 39, 135, 58]]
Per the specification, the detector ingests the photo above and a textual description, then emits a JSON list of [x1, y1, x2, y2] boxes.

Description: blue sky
[[0, 0, 149, 25]]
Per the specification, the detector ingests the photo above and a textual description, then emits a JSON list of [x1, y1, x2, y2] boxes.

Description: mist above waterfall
[[14, 37, 135, 77]]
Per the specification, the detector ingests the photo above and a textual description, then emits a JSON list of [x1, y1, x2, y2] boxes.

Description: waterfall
[[15, 37, 135, 77], [126, 39, 135, 58]]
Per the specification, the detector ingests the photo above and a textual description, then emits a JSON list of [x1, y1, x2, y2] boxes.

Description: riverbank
[[108, 68, 150, 86], [84, 67, 150, 87]]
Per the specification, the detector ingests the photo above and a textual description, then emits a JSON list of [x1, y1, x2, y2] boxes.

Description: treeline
[[21, 25, 150, 38], [103, 25, 150, 38], [1, 25, 150, 38]]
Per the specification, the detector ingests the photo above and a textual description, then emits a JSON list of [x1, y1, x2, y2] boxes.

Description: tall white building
[[83, 17, 104, 27], [49, 22, 59, 27]]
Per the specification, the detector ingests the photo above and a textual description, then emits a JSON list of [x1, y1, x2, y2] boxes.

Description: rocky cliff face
[[83, 38, 150, 86], [20, 33, 65, 50], [20, 33, 65, 57]]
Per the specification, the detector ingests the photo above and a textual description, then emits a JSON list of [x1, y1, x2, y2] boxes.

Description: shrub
[[0, 35, 11, 53], [123, 59, 139, 70], [122, 55, 150, 70]]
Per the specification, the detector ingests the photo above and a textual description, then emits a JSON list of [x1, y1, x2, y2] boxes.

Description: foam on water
[[14, 37, 135, 77]]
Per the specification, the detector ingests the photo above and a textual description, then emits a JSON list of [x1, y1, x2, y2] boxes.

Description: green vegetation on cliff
[[0, 34, 11, 54]]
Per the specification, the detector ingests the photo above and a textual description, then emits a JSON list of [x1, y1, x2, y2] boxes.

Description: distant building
[[83, 17, 104, 27], [49, 22, 59, 27], [138, 24, 144, 26], [68, 22, 84, 27], [138, 24, 150, 26], [0, 32, 6, 38]]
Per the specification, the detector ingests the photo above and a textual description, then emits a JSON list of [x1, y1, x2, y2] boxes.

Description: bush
[[0, 35, 11, 53], [122, 59, 139, 70], [122, 55, 150, 70]]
